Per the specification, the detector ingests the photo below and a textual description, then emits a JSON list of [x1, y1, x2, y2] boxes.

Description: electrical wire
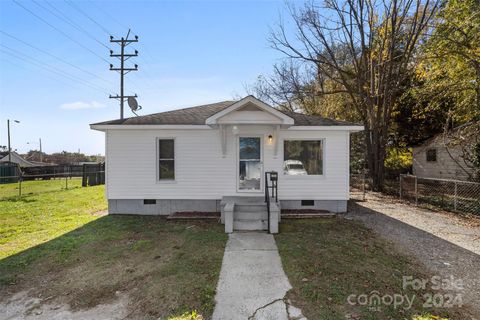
[[0, 30, 116, 87], [64, 0, 112, 36], [12, 0, 111, 64], [0, 45, 112, 95], [35, 0, 112, 51]]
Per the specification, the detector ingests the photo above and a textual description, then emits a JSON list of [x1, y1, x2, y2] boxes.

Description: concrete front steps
[[221, 196, 279, 232], [233, 202, 268, 231]]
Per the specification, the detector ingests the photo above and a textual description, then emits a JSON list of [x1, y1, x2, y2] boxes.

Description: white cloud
[[60, 101, 106, 110]]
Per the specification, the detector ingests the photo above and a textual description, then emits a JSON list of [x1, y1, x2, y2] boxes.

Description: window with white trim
[[158, 139, 175, 180], [283, 140, 323, 175]]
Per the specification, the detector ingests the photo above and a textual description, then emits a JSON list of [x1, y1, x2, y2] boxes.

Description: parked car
[[283, 160, 308, 175]]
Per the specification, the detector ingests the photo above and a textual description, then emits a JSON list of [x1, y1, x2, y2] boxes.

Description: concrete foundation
[[108, 199, 347, 215], [108, 199, 221, 215], [280, 199, 347, 213]]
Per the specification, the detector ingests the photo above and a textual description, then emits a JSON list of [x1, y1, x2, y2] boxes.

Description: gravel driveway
[[348, 194, 480, 316]]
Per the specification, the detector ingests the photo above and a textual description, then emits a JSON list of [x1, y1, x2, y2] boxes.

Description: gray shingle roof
[[91, 100, 359, 126]]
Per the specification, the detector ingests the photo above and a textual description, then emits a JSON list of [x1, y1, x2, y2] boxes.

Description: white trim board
[[91, 124, 364, 132]]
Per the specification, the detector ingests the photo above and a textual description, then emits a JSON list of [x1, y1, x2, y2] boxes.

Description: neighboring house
[[91, 96, 363, 232], [0, 151, 38, 167], [413, 124, 478, 181]]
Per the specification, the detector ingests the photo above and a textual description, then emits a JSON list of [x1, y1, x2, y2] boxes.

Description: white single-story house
[[91, 96, 363, 233]]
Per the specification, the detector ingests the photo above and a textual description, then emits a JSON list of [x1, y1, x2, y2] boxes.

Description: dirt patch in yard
[[0, 217, 227, 319], [1, 290, 129, 320]]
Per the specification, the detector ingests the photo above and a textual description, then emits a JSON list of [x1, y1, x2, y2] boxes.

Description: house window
[[426, 148, 437, 162], [284, 140, 323, 175], [158, 139, 175, 180]]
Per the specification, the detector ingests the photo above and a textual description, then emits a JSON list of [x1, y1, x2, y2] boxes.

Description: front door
[[238, 137, 262, 192]]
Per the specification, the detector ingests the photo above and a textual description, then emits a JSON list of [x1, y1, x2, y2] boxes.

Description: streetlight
[[7, 119, 20, 163], [27, 138, 43, 162]]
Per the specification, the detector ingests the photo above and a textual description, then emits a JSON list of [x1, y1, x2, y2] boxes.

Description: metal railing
[[264, 171, 278, 233]]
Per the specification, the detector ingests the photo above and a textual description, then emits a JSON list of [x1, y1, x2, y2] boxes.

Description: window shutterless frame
[[156, 137, 176, 182], [236, 135, 264, 193], [282, 138, 326, 177]]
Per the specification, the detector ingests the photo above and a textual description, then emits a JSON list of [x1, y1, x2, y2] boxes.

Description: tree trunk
[[364, 126, 387, 191]]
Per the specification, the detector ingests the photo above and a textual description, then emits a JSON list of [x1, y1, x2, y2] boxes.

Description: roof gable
[[205, 96, 294, 126], [0, 152, 36, 167]]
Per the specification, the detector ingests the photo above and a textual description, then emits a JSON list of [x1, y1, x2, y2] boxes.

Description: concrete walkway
[[212, 232, 306, 320]]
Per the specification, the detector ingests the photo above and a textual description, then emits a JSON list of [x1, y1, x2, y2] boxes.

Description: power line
[[65, 0, 112, 36], [0, 58, 104, 94], [34, 0, 111, 51], [0, 48, 110, 95], [0, 45, 111, 95], [0, 30, 115, 87], [12, 0, 110, 64], [87, 0, 129, 33]]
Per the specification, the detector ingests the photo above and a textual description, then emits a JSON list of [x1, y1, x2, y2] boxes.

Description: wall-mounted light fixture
[[268, 134, 273, 144]]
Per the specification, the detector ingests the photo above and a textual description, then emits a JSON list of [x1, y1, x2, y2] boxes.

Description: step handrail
[[264, 171, 278, 233]]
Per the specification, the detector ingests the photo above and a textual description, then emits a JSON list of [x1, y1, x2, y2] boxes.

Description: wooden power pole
[[109, 29, 138, 119]]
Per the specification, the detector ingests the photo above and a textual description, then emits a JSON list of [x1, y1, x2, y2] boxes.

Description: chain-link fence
[[350, 173, 400, 201], [350, 173, 367, 201], [400, 174, 480, 215], [350, 173, 480, 215]]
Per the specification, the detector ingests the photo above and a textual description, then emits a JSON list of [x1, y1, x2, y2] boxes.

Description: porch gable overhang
[[205, 96, 294, 128]]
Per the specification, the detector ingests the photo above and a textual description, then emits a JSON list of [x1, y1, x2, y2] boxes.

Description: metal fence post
[[65, 174, 68, 190], [362, 173, 366, 201], [454, 181, 458, 211], [18, 173, 22, 197], [399, 175, 403, 199], [414, 175, 418, 206]]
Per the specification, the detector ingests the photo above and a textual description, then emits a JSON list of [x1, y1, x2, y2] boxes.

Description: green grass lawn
[[275, 219, 469, 320], [0, 182, 105, 259], [0, 183, 227, 319], [0, 177, 83, 199]]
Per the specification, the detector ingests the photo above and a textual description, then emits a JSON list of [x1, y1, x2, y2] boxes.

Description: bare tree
[[247, 61, 318, 112], [268, 0, 439, 190]]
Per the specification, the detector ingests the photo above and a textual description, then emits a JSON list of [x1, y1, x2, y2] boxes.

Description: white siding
[[413, 136, 475, 181], [105, 125, 350, 200]]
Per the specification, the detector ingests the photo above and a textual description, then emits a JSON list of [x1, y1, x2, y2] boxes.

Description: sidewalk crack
[[248, 294, 298, 320]]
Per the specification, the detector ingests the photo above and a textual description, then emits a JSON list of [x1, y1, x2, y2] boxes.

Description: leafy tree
[[415, 0, 480, 122]]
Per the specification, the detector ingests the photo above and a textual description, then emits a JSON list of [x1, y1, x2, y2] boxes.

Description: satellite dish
[[127, 96, 142, 116], [128, 97, 139, 111]]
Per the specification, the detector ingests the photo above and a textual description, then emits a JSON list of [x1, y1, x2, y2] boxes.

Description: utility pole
[[39, 138, 42, 162], [109, 29, 138, 119], [27, 137, 42, 162], [7, 119, 20, 163]]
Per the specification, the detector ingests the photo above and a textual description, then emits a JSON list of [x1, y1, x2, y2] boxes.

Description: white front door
[[238, 136, 262, 192]]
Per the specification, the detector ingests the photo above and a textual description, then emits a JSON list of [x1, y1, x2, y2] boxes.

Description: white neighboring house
[[413, 124, 477, 181], [91, 96, 363, 232]]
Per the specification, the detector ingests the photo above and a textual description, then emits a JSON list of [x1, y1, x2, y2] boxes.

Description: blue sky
[[0, 0, 293, 155]]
